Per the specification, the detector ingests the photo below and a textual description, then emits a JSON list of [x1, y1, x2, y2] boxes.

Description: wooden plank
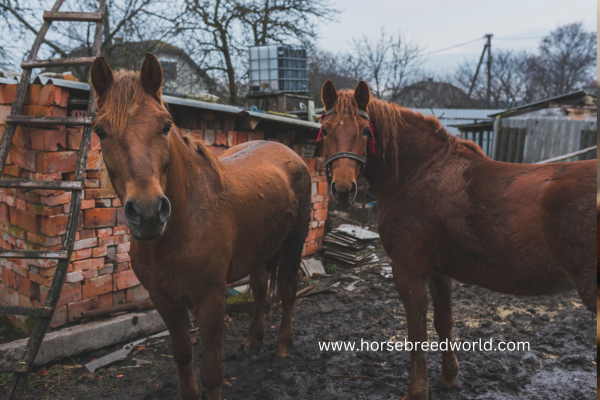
[[506, 128, 518, 163], [0, 179, 82, 190], [0, 305, 53, 317], [43, 11, 102, 22], [21, 57, 96, 69], [6, 115, 92, 126], [0, 361, 29, 374], [516, 128, 527, 163], [536, 146, 597, 164], [0, 249, 68, 259]]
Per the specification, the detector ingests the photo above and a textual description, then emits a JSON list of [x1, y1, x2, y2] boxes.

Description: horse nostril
[[124, 201, 141, 225], [349, 182, 357, 199], [331, 182, 340, 200], [158, 196, 171, 223]]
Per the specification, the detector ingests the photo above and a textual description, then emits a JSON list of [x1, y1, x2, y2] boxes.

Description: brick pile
[[0, 81, 327, 333]]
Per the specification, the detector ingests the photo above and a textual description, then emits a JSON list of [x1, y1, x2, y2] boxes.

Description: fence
[[491, 118, 597, 163]]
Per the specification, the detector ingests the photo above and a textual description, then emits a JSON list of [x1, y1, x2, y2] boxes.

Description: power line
[[417, 37, 485, 58], [494, 36, 543, 41]]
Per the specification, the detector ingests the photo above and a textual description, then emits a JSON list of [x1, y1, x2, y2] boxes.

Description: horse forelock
[[95, 69, 165, 135]]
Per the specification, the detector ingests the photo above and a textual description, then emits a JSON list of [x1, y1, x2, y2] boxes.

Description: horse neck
[[363, 110, 453, 191], [163, 132, 222, 226]]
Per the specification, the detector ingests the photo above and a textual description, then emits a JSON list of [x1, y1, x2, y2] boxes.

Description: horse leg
[[276, 235, 302, 358], [393, 262, 430, 400], [244, 262, 270, 353], [192, 288, 226, 400], [571, 268, 597, 312], [151, 294, 200, 400], [430, 273, 459, 389]]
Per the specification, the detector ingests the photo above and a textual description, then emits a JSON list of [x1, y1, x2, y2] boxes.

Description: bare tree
[[351, 29, 423, 100], [307, 50, 360, 107], [351, 29, 390, 99], [181, 0, 338, 105], [239, 0, 337, 46], [0, 0, 67, 68], [0, 0, 179, 76], [455, 49, 535, 108], [455, 23, 596, 108], [528, 22, 597, 98], [385, 33, 424, 101], [179, 0, 246, 104]]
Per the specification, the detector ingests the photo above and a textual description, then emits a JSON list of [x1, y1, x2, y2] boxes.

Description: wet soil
[[1, 258, 595, 400]]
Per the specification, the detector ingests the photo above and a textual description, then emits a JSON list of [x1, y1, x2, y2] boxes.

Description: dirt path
[[1, 263, 595, 400]]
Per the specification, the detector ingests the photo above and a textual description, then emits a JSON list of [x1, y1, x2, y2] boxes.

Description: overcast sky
[[315, 0, 597, 75]]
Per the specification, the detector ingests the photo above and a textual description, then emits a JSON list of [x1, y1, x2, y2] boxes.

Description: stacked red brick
[[0, 81, 326, 333], [304, 157, 327, 255], [0, 81, 147, 332]]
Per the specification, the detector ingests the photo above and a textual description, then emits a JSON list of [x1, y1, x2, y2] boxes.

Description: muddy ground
[[0, 250, 596, 400]]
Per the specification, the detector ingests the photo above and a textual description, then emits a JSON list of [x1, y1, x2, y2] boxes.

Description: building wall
[[157, 53, 209, 95], [0, 81, 326, 333]]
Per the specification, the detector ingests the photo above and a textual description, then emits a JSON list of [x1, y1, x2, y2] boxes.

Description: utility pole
[[468, 34, 493, 105], [485, 34, 493, 106]]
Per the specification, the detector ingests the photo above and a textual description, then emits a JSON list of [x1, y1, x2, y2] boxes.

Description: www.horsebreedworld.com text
[[319, 338, 530, 352]]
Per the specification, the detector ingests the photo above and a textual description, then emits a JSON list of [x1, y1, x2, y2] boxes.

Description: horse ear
[[354, 81, 371, 110], [140, 53, 163, 98], [321, 80, 338, 110], [90, 56, 114, 98]]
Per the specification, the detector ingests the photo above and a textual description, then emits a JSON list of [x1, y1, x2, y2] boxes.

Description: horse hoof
[[436, 373, 458, 389], [275, 347, 291, 358], [243, 342, 262, 355]]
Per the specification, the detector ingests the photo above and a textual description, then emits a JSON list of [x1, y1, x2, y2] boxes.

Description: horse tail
[[266, 251, 280, 302]]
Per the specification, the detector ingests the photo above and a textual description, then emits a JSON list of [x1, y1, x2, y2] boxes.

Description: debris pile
[[323, 224, 381, 271]]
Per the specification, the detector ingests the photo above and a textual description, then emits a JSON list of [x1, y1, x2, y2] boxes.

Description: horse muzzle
[[331, 181, 357, 208], [124, 196, 171, 241]]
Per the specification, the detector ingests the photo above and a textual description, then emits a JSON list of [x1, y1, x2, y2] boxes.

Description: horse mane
[[181, 131, 224, 186], [332, 90, 486, 176]]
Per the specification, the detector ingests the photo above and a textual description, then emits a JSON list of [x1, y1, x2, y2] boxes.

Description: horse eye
[[162, 122, 172, 136], [362, 127, 370, 137], [94, 127, 106, 141], [322, 128, 328, 137]]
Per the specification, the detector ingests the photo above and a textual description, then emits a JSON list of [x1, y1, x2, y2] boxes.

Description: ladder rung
[[0, 249, 69, 259], [0, 361, 29, 374], [43, 11, 103, 22], [0, 179, 82, 190], [6, 115, 92, 126], [0, 305, 54, 317], [67, 98, 89, 106], [21, 56, 96, 69]]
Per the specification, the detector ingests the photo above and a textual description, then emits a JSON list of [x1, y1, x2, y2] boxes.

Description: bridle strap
[[321, 107, 370, 182]]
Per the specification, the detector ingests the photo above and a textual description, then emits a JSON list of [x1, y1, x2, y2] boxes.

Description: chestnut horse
[[319, 80, 596, 400], [89, 54, 311, 400]]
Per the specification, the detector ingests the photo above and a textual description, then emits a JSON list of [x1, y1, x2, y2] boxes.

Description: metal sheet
[[336, 224, 380, 240]]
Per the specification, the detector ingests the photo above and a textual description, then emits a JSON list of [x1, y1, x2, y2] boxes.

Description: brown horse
[[319, 80, 597, 400], [89, 53, 311, 400]]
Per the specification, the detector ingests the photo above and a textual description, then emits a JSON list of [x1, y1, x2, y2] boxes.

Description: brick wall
[[0, 81, 326, 333]]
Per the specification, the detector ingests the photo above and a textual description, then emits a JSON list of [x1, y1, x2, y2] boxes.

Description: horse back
[[217, 140, 311, 281]]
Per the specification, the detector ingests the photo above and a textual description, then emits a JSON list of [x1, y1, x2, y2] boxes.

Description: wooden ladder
[[0, 1, 106, 398]]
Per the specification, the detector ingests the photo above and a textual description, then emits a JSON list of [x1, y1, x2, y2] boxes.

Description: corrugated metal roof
[[487, 90, 594, 118], [411, 108, 503, 135], [0, 78, 320, 131]]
